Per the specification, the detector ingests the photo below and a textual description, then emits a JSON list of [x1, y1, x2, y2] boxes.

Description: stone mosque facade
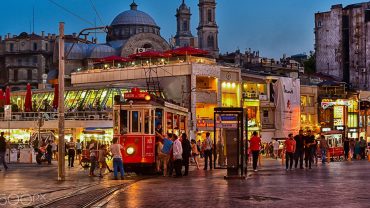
[[0, 0, 219, 90]]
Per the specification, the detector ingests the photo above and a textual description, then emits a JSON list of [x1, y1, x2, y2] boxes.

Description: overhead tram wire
[[88, 0, 105, 26], [47, 0, 95, 27]]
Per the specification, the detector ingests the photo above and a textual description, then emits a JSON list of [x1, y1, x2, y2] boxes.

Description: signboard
[[216, 123, 238, 129], [321, 99, 351, 109], [124, 88, 150, 100], [4, 105, 11, 120]]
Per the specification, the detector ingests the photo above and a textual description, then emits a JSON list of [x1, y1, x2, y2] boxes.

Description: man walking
[[304, 130, 316, 169], [250, 131, 262, 172], [360, 137, 366, 160], [272, 138, 279, 159], [172, 134, 183, 177], [110, 137, 124, 180], [181, 133, 191, 176], [284, 133, 296, 171], [319, 135, 329, 163], [203, 132, 213, 170], [294, 130, 305, 169], [0, 132, 9, 171]]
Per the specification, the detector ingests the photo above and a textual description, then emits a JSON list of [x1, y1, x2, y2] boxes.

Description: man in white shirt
[[172, 134, 183, 177], [203, 132, 213, 170], [110, 137, 124, 180], [272, 139, 279, 159]]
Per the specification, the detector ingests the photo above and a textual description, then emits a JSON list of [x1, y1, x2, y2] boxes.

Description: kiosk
[[214, 107, 245, 179]]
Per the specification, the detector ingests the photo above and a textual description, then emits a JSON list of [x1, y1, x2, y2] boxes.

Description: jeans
[[174, 159, 182, 177], [113, 158, 124, 178], [286, 152, 294, 169], [68, 149, 75, 167], [204, 149, 213, 170], [294, 150, 304, 168], [46, 153, 52, 164], [321, 148, 327, 163], [182, 155, 190, 175], [0, 152, 8, 170], [90, 156, 97, 175], [252, 150, 259, 170], [305, 148, 313, 168]]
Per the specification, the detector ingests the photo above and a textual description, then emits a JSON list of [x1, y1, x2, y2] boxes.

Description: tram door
[[225, 129, 239, 175]]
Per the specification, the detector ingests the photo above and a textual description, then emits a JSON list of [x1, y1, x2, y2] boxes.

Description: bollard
[[368, 151, 370, 162], [326, 151, 330, 163], [281, 151, 285, 166]]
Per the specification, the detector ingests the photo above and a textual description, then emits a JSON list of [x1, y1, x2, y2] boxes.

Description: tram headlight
[[126, 147, 135, 155]]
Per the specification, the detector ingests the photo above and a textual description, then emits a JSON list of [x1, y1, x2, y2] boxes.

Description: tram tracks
[[30, 176, 150, 208]]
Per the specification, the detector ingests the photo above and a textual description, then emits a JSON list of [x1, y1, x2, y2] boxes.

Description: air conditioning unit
[[136, 48, 146, 53]]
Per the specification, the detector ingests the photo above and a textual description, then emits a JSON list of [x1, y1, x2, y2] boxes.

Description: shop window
[[307, 96, 314, 107], [301, 114, 307, 124], [348, 113, 358, 128], [301, 96, 307, 107]]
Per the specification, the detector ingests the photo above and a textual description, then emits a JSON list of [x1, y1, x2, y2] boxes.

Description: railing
[[0, 111, 113, 121]]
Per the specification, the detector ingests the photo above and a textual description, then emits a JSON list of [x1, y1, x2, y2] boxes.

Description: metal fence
[[0, 111, 113, 121]]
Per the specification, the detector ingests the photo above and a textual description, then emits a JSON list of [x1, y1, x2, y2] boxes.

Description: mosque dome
[[110, 2, 157, 27]]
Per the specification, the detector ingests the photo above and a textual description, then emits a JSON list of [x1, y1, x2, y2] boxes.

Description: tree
[[304, 51, 316, 74]]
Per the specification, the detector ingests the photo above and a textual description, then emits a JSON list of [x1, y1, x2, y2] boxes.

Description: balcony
[[195, 90, 217, 104]]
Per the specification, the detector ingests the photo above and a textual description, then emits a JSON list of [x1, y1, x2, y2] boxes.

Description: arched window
[[207, 9, 212, 22], [207, 35, 214, 48], [183, 20, 188, 31]]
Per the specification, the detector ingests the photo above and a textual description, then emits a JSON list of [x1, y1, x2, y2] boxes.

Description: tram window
[[120, 110, 128, 134], [144, 109, 150, 134], [132, 111, 140, 133], [155, 109, 163, 127]]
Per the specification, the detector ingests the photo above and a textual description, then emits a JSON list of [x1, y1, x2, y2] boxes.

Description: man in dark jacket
[[181, 133, 191, 176], [0, 132, 9, 171], [294, 130, 305, 169]]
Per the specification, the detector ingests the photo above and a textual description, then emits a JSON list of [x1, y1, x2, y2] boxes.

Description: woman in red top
[[249, 131, 262, 172]]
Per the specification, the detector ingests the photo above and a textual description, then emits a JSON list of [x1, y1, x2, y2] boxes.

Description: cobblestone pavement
[[105, 159, 370, 208], [0, 159, 369, 208]]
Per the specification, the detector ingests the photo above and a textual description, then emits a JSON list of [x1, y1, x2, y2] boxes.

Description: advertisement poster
[[273, 77, 301, 138]]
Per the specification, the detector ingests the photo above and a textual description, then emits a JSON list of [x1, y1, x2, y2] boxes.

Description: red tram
[[113, 88, 188, 172]]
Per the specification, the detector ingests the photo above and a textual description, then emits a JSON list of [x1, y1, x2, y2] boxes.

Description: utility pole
[[58, 22, 65, 181]]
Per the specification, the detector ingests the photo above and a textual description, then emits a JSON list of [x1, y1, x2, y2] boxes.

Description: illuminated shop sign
[[336, 126, 344, 130], [322, 128, 331, 132], [321, 99, 351, 109]]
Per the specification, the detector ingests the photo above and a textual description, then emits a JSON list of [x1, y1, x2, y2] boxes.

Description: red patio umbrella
[[5, 86, 10, 105], [166, 46, 208, 56], [24, 83, 32, 112], [52, 84, 59, 109], [0, 89, 4, 107]]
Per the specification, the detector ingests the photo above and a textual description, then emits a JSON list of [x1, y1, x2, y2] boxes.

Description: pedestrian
[[203, 132, 213, 170], [99, 144, 109, 178], [354, 138, 361, 160], [181, 133, 191, 176], [167, 133, 175, 177], [89, 140, 97, 176], [76, 139, 82, 161], [159, 133, 173, 176], [343, 137, 350, 161], [0, 132, 9, 171], [284, 133, 296, 171], [67, 137, 76, 167], [349, 139, 355, 159], [250, 131, 262, 172], [319, 135, 329, 163], [304, 130, 316, 169], [51, 140, 57, 160], [359, 137, 366, 160], [172, 134, 183, 177], [110, 137, 124, 180], [191, 139, 200, 169], [294, 130, 305, 169], [272, 138, 279, 159], [156, 138, 165, 174], [46, 140, 53, 165]]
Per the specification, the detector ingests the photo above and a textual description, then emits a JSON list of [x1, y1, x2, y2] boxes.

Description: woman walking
[[191, 139, 200, 170]]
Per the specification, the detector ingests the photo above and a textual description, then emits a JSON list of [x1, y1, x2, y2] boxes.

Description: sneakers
[[253, 169, 258, 172]]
